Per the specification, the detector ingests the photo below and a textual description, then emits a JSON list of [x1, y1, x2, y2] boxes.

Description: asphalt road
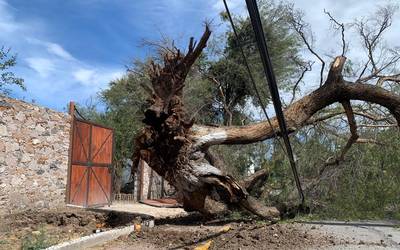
[[302, 220, 400, 249]]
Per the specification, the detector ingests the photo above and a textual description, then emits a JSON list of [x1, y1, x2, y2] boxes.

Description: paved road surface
[[303, 220, 400, 249]]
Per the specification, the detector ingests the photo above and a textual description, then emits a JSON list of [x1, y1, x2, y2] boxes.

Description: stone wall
[[139, 160, 174, 200], [0, 96, 71, 215]]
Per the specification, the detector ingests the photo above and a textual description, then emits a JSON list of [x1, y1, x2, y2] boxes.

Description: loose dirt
[[2, 208, 398, 250], [92, 217, 399, 250], [93, 221, 334, 250], [0, 207, 145, 250]]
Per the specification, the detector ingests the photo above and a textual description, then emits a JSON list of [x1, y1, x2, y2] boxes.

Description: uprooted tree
[[132, 6, 400, 219]]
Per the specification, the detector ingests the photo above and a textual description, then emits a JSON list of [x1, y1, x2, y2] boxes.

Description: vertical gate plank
[[91, 126, 112, 164], [88, 167, 111, 206], [69, 165, 88, 206], [72, 121, 91, 163]]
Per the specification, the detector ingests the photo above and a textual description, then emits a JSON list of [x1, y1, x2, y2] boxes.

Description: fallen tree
[[132, 21, 400, 219]]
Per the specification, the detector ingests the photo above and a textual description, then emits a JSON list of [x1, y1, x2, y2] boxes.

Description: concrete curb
[[46, 225, 134, 250]]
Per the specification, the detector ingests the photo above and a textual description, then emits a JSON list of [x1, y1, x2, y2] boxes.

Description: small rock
[[37, 157, 48, 165], [32, 138, 41, 145], [41, 131, 50, 136], [273, 233, 278, 238], [49, 163, 58, 170], [0, 125, 8, 136], [20, 154, 31, 163], [79, 218, 89, 226], [359, 240, 365, 245], [36, 169, 45, 175], [35, 124, 45, 132], [15, 112, 25, 121], [311, 225, 316, 229]]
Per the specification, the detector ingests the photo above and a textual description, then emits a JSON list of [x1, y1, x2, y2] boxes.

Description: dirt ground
[[92, 221, 335, 250], [92, 217, 400, 250], [0, 207, 144, 250], [2, 206, 399, 250]]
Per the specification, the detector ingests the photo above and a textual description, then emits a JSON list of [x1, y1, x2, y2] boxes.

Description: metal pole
[[245, 0, 305, 204]]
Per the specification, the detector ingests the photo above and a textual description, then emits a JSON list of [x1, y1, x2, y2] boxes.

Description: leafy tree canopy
[[0, 47, 25, 95]]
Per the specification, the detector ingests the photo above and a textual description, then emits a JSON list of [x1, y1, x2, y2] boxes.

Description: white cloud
[[211, 0, 247, 17], [46, 42, 74, 60], [25, 57, 55, 78], [73, 68, 96, 85], [212, 0, 244, 12], [73, 68, 123, 87], [0, 0, 22, 34], [0, 0, 126, 110], [25, 38, 75, 61]]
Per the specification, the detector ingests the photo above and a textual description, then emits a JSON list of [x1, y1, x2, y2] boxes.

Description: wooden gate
[[66, 102, 114, 207]]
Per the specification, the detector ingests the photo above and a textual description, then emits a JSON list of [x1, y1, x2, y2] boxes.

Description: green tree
[[196, 1, 304, 181], [205, 0, 303, 126], [0, 47, 25, 95]]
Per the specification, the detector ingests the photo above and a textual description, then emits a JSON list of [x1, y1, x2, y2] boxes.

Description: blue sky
[[1, 0, 398, 112], [1, 0, 231, 111]]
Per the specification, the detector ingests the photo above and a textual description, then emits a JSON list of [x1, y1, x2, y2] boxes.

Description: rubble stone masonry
[[0, 96, 71, 215]]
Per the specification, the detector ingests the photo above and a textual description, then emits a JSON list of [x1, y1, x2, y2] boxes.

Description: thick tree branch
[[191, 56, 400, 148], [241, 169, 269, 193]]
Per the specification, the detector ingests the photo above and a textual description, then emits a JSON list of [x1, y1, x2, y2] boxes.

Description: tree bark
[[133, 27, 400, 220]]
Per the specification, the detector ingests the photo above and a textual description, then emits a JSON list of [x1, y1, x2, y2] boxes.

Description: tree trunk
[[133, 26, 400, 220]]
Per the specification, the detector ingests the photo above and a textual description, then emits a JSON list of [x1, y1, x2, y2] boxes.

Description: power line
[[222, 0, 305, 204]]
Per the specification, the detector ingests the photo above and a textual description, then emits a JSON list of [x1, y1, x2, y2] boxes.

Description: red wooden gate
[[66, 102, 114, 207]]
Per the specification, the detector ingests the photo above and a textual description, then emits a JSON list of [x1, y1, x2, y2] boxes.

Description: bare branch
[[355, 6, 396, 82], [325, 101, 358, 166], [207, 75, 233, 126], [290, 61, 313, 104], [324, 10, 346, 56], [376, 74, 400, 86], [355, 138, 384, 145], [357, 58, 370, 80], [288, 9, 326, 86]]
